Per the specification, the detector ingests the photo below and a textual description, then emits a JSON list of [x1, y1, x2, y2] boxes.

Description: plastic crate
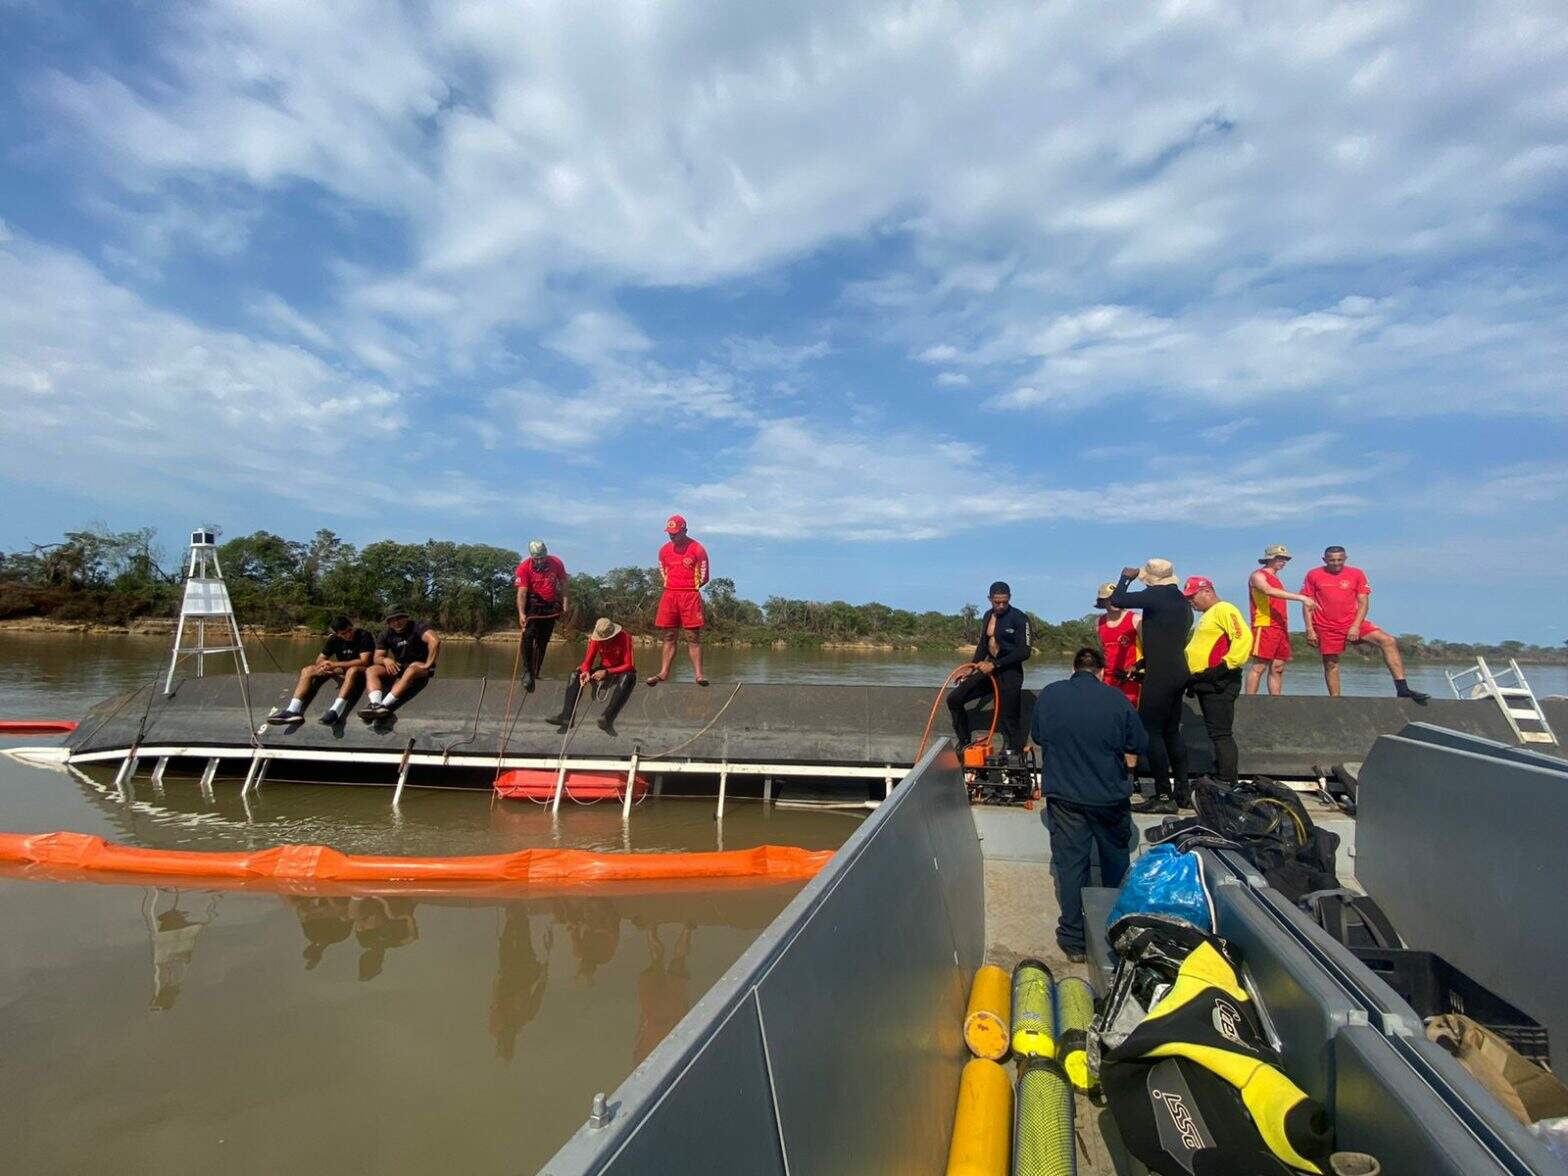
[[1351, 947, 1551, 1068]]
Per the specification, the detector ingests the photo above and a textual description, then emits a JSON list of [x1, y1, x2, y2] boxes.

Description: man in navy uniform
[[946, 580, 1032, 754]]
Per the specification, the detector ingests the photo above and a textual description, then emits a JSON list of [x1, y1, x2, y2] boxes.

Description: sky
[[1, 0, 1565, 643]]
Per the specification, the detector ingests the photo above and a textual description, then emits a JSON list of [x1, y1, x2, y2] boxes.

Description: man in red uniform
[[1245, 544, 1318, 696], [549, 616, 637, 735], [647, 514, 710, 687], [1095, 582, 1142, 706], [1302, 546, 1429, 700], [514, 539, 570, 692]]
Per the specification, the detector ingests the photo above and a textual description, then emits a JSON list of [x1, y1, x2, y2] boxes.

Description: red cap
[[664, 514, 687, 534], [1181, 576, 1214, 597]]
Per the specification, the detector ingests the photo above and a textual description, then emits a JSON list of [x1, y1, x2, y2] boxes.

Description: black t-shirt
[[377, 622, 431, 666], [322, 629, 375, 664]]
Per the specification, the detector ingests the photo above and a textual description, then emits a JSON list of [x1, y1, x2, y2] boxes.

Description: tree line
[[3, 524, 1565, 661]]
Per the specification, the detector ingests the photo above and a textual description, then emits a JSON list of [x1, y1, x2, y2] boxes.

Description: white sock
[[328, 698, 347, 716], [368, 690, 383, 706], [384, 691, 401, 707], [285, 698, 304, 714]]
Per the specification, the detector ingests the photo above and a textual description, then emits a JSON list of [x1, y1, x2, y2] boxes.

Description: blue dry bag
[[1107, 844, 1214, 933]]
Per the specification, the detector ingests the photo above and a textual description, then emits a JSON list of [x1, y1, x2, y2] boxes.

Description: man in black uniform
[[947, 581, 1032, 754], [1108, 558, 1191, 813], [360, 609, 441, 719], [268, 614, 375, 727]]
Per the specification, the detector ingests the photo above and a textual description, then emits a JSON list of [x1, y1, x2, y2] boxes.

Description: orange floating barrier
[[494, 768, 649, 801], [0, 830, 833, 888], [0, 720, 78, 734]]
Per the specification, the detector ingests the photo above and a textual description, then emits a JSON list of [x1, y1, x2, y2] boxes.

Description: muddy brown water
[[0, 636, 863, 1175], [3, 633, 1563, 1173]]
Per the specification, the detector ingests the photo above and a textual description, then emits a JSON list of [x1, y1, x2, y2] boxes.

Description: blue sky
[[1, 1, 1565, 642]]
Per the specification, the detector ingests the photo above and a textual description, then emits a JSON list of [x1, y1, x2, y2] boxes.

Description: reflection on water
[[147, 889, 221, 1011], [0, 871, 800, 1175]]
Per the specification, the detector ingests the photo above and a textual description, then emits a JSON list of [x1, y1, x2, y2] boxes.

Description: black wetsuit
[[522, 595, 558, 682], [1108, 575, 1191, 803], [948, 605, 1032, 753]]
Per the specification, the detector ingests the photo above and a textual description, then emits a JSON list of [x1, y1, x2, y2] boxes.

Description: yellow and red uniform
[[1250, 570, 1293, 663], [1097, 612, 1142, 706], [1185, 600, 1253, 674]]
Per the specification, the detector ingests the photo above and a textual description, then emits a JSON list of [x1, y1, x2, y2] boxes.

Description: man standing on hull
[[1245, 545, 1318, 696], [514, 540, 570, 693], [1108, 559, 1191, 813], [1030, 646, 1148, 963], [947, 581, 1032, 754], [1182, 577, 1253, 784], [647, 515, 710, 687], [1302, 546, 1429, 701], [1095, 582, 1142, 707]]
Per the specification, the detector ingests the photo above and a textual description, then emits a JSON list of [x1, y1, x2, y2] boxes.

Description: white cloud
[[33, 0, 1568, 407], [674, 420, 1379, 541], [0, 228, 420, 514]]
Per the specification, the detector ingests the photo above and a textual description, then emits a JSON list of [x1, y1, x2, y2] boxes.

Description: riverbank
[[5, 616, 1565, 666]]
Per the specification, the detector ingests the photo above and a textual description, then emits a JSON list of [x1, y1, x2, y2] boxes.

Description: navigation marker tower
[[164, 528, 250, 695]]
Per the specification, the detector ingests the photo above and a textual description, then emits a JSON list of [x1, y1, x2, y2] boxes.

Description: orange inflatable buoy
[[495, 769, 648, 801], [0, 830, 832, 889]]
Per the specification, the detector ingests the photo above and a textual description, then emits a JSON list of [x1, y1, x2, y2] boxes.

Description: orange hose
[[0, 830, 832, 885], [914, 662, 1001, 763]]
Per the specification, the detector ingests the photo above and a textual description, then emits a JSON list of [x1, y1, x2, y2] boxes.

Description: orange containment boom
[[0, 720, 78, 734], [494, 769, 649, 801], [0, 831, 833, 888]]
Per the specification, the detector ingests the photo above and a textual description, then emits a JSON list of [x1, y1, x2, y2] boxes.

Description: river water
[[2, 633, 1565, 1174], [0, 634, 863, 1175]]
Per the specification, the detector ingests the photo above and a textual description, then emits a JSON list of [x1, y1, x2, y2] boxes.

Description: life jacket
[[1096, 917, 1332, 1174]]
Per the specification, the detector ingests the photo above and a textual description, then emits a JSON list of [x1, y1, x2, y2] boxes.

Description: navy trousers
[[1046, 796, 1135, 954]]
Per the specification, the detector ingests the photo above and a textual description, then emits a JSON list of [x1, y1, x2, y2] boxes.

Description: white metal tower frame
[[164, 530, 250, 695]]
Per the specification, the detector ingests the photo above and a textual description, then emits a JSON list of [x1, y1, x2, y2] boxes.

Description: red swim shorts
[[1314, 622, 1383, 656], [655, 589, 705, 630], [1253, 626, 1293, 663]]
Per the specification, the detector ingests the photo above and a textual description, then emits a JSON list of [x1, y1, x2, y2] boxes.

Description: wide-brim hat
[[1096, 581, 1118, 607], [1139, 559, 1178, 586], [1258, 544, 1292, 564], [591, 617, 622, 641]]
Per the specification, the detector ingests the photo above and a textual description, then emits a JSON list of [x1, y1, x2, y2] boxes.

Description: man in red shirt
[[647, 515, 710, 687], [1245, 544, 1319, 697], [514, 539, 570, 692], [1301, 546, 1428, 701], [548, 616, 637, 735]]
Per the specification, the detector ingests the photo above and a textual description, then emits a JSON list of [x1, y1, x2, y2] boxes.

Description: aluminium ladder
[[1446, 657, 1558, 746]]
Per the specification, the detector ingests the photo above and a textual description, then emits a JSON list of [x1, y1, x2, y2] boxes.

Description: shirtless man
[[1245, 545, 1318, 696], [1301, 546, 1429, 701]]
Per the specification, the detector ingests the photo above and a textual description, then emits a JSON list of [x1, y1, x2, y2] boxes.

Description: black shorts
[[376, 662, 435, 679]]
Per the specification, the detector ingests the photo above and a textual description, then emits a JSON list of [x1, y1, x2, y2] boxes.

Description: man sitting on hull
[[268, 614, 375, 727], [360, 609, 441, 720]]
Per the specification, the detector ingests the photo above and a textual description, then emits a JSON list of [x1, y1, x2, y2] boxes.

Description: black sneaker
[[267, 710, 304, 725], [523, 670, 536, 693], [1397, 685, 1431, 703], [319, 710, 344, 726], [358, 703, 385, 721], [1147, 797, 1178, 815], [597, 717, 617, 736], [547, 714, 570, 730]]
